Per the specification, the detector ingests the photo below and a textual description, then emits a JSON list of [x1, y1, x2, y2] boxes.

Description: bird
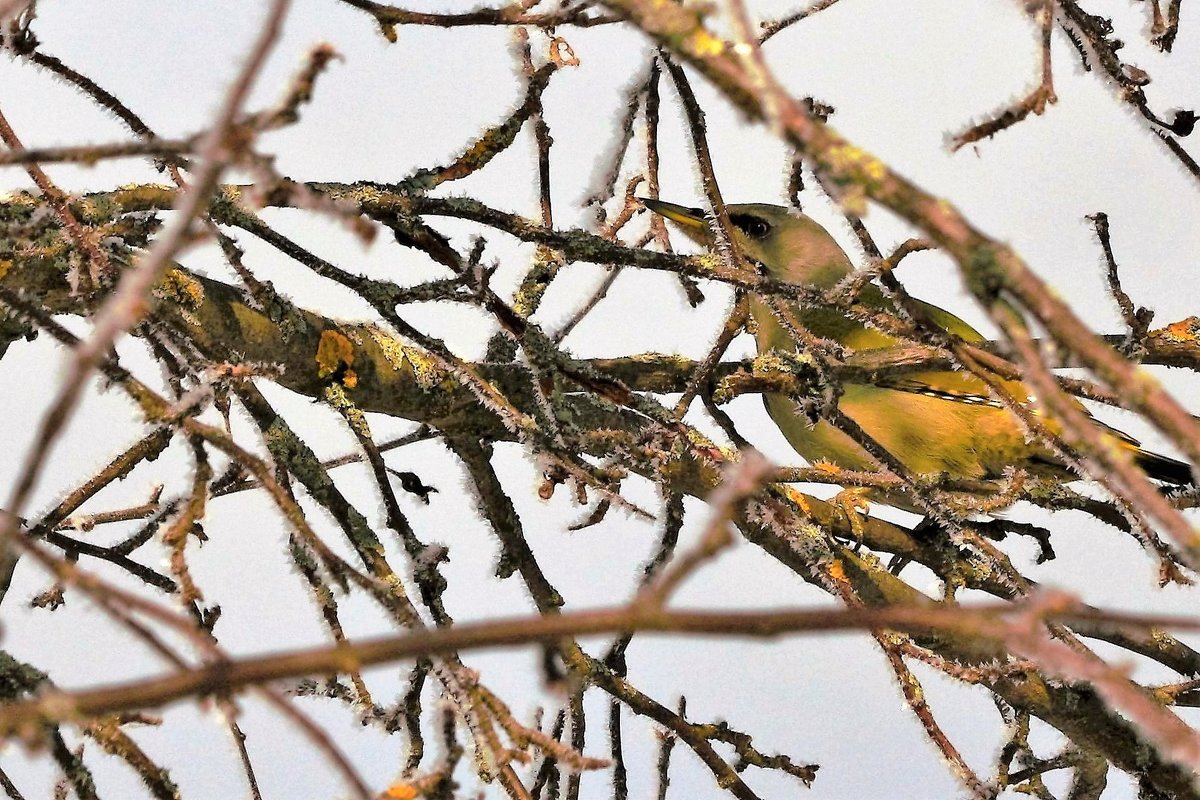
[[640, 198, 1193, 508]]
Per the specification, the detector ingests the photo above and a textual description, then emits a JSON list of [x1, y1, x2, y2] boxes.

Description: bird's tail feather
[[1135, 449, 1195, 486]]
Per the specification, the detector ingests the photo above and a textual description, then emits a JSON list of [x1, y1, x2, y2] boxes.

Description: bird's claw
[[832, 487, 872, 551]]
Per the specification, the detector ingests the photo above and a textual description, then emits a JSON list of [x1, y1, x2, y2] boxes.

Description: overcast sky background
[[3, 1, 1200, 798]]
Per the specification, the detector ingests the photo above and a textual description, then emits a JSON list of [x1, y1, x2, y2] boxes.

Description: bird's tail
[[1135, 449, 1195, 486]]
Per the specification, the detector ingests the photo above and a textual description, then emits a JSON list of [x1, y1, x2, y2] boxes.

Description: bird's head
[[640, 198, 853, 289]]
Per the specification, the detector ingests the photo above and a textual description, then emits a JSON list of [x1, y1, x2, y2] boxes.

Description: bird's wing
[[875, 375, 1005, 408], [910, 298, 988, 343], [792, 288, 1194, 484], [879, 365, 1143, 446], [852, 286, 988, 343]]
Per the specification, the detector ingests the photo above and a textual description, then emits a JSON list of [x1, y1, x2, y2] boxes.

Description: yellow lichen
[[1162, 316, 1200, 343], [316, 328, 358, 387], [782, 485, 814, 516], [825, 144, 887, 185], [683, 426, 735, 459], [368, 327, 445, 390], [751, 350, 791, 375], [695, 253, 723, 274], [77, 197, 101, 222], [0, 191, 29, 207], [838, 184, 869, 217], [825, 556, 848, 585], [379, 784, 417, 800], [688, 29, 726, 57], [153, 268, 205, 309], [350, 183, 388, 210]]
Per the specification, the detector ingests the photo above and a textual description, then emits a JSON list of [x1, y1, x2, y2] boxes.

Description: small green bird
[[641, 198, 1193, 505]]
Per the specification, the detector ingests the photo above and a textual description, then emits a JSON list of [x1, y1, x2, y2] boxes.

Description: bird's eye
[[732, 214, 772, 240]]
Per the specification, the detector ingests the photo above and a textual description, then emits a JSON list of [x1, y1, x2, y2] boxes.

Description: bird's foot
[[831, 487, 872, 552]]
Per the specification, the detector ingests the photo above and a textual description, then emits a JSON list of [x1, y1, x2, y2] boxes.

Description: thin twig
[[11, 592, 1200, 732], [758, 0, 844, 43], [0, 137, 196, 167], [950, 0, 1056, 150], [0, 0, 294, 586]]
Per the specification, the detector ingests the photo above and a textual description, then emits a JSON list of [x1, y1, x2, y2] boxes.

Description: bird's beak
[[638, 197, 710, 240]]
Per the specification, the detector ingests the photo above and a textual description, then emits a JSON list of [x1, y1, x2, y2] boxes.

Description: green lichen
[[324, 383, 371, 438], [964, 244, 1007, 299], [511, 250, 563, 318], [0, 651, 48, 701]]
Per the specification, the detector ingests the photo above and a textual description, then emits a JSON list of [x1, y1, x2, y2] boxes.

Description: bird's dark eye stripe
[[730, 213, 772, 239]]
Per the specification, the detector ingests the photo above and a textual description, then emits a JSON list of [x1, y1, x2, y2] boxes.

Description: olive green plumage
[[642, 199, 1193, 497]]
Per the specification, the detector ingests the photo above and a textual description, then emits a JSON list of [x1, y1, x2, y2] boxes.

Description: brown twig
[[758, 0, 844, 44], [950, 0, 1057, 150], [1058, 0, 1199, 181], [1089, 211, 1153, 355], [0, 0, 295, 591], [879, 635, 995, 798], [662, 55, 742, 275], [636, 450, 773, 608], [673, 296, 748, 417], [0, 105, 113, 290], [400, 61, 558, 194], [11, 592, 1200, 733], [0, 136, 196, 167], [337, 0, 617, 39]]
